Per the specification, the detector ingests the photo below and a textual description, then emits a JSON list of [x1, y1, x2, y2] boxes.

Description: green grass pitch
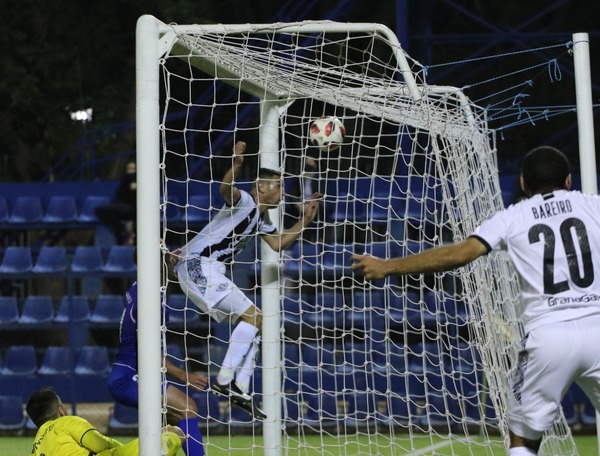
[[2, 434, 597, 455]]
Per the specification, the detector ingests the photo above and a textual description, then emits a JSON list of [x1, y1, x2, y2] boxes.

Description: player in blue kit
[[351, 146, 600, 456], [108, 281, 209, 456]]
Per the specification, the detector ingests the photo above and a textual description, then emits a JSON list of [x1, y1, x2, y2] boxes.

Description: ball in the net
[[309, 116, 345, 152]]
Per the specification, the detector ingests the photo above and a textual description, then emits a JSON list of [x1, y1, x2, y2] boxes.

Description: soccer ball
[[309, 116, 345, 151]]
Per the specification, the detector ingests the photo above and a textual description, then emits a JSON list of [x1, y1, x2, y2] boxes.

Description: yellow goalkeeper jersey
[[31, 415, 123, 456], [31, 415, 182, 456]]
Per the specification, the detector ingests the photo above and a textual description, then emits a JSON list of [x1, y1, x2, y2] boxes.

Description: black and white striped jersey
[[180, 190, 276, 264]]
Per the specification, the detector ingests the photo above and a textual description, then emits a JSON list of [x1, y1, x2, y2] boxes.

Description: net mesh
[[155, 21, 578, 455]]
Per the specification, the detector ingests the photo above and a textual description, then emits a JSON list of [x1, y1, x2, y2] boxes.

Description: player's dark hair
[[258, 168, 281, 180], [521, 146, 570, 194], [26, 387, 61, 428]]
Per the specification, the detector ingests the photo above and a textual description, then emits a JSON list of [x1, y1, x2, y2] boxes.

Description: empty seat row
[[0, 194, 215, 226], [0, 195, 111, 225], [0, 295, 124, 325], [0, 245, 136, 275], [0, 345, 111, 376]]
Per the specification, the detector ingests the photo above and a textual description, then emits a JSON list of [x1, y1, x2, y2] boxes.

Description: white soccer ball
[[308, 116, 346, 152]]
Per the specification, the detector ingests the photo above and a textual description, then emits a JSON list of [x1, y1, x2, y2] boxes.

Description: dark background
[[0, 0, 598, 182]]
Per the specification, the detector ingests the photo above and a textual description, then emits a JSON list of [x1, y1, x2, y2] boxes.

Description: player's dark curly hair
[[521, 146, 570, 194], [258, 167, 281, 180], [26, 387, 62, 428]]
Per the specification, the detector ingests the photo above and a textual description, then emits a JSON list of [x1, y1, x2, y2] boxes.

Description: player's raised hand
[[302, 192, 322, 226], [188, 371, 209, 390], [233, 141, 246, 162], [350, 253, 389, 280]]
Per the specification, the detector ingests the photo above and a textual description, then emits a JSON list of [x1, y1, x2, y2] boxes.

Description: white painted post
[[260, 100, 283, 456], [572, 31, 599, 455], [136, 14, 163, 456]]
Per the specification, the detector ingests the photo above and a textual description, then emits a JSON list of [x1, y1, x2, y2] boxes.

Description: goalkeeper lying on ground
[[26, 386, 185, 456]]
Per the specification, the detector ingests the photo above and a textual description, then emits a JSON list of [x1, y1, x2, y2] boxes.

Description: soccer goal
[[135, 15, 579, 456]]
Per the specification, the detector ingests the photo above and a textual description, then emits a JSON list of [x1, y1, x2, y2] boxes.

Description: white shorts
[[174, 257, 253, 323], [508, 315, 600, 440]]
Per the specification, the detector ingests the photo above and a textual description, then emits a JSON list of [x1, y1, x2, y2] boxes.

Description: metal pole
[[572, 31, 599, 455], [573, 32, 598, 194], [136, 14, 163, 456], [260, 100, 284, 456]]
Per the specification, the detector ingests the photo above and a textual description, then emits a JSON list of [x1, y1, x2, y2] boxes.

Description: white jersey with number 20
[[472, 189, 600, 332]]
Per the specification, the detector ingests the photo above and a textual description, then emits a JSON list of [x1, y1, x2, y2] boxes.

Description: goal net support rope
[[136, 15, 578, 456]]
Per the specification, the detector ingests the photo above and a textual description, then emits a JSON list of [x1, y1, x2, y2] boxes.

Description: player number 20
[[528, 217, 594, 294]]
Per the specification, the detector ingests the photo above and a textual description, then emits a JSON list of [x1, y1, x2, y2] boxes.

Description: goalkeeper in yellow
[[26, 386, 185, 456]]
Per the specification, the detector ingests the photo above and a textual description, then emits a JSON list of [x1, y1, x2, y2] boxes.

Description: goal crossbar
[[136, 14, 579, 456]]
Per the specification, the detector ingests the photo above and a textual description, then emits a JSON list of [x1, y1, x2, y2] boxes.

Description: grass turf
[[3, 434, 598, 455]]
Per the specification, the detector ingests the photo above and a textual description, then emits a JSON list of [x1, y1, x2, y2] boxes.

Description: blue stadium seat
[[329, 195, 367, 223], [101, 245, 137, 273], [283, 342, 300, 371], [185, 194, 212, 224], [0, 246, 33, 274], [372, 341, 408, 377], [42, 196, 78, 223], [161, 196, 182, 223], [2, 345, 37, 375], [38, 346, 73, 376], [90, 295, 124, 325], [19, 295, 54, 324], [32, 246, 68, 273], [55, 296, 91, 323], [165, 344, 184, 369], [337, 341, 370, 373], [321, 244, 352, 281], [0, 396, 26, 431], [368, 195, 392, 223], [167, 294, 200, 326], [303, 291, 342, 329], [7, 196, 43, 224], [281, 294, 303, 330], [283, 242, 320, 281], [301, 391, 339, 428], [300, 342, 336, 372], [78, 195, 111, 223], [345, 390, 376, 428], [70, 246, 104, 273], [0, 296, 19, 325], [75, 345, 110, 375], [0, 197, 8, 223], [108, 402, 138, 431]]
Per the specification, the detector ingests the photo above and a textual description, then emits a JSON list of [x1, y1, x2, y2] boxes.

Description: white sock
[[216, 321, 259, 386], [235, 336, 261, 394], [509, 447, 537, 456]]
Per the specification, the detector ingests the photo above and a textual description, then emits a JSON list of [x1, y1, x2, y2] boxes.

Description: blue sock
[[179, 416, 204, 456]]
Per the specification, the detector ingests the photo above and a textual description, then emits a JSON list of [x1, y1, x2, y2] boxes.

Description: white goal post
[[136, 15, 581, 456]]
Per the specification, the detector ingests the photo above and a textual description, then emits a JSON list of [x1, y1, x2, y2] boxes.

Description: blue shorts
[[108, 364, 139, 407]]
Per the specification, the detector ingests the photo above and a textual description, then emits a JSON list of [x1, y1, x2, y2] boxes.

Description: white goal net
[[136, 16, 578, 456]]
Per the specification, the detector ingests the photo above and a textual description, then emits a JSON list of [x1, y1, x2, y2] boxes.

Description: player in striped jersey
[[173, 141, 320, 419], [351, 146, 600, 456]]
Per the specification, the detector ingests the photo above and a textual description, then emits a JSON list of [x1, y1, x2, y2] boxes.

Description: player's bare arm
[[262, 192, 321, 252], [220, 140, 246, 206], [165, 359, 208, 390], [351, 237, 488, 280]]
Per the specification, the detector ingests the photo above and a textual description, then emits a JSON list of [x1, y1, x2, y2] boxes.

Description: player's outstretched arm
[[351, 237, 488, 280], [220, 141, 246, 206], [263, 192, 321, 252]]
